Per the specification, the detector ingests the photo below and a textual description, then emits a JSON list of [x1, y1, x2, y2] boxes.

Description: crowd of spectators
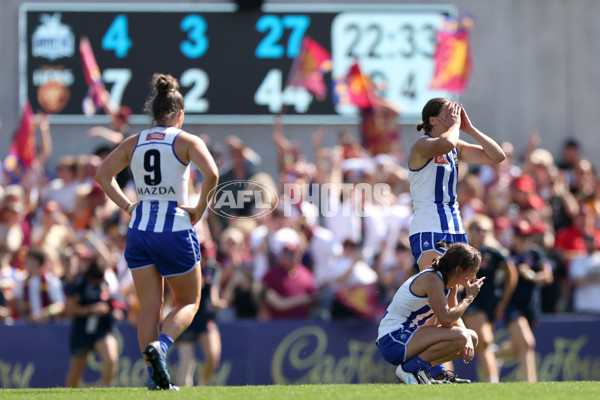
[[1, 116, 600, 333]]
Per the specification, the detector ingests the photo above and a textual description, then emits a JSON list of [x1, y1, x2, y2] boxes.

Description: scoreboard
[[19, 3, 457, 124]]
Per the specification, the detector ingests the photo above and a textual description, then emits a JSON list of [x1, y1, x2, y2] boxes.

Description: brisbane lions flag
[[429, 15, 474, 94], [287, 37, 332, 100], [2, 102, 37, 183], [80, 36, 107, 115]]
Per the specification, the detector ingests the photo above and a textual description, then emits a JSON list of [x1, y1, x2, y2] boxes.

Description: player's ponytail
[[145, 73, 184, 125]]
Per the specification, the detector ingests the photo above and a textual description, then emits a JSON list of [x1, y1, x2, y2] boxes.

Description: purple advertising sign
[[0, 316, 598, 388]]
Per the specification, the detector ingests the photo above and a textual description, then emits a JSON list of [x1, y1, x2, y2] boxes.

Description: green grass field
[[1, 382, 599, 400]]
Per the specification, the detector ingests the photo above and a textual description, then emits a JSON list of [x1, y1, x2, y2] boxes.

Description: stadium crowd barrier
[[0, 315, 598, 387]]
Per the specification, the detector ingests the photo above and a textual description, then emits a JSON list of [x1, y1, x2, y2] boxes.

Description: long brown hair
[[431, 243, 481, 285]]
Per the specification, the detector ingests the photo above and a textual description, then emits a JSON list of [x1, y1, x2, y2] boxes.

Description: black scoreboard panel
[[20, 4, 456, 124]]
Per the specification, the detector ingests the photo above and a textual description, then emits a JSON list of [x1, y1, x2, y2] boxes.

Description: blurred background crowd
[[1, 110, 599, 332]]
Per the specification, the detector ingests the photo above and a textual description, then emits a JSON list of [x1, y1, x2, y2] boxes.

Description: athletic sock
[[158, 333, 174, 356], [402, 355, 432, 373], [429, 364, 445, 379]]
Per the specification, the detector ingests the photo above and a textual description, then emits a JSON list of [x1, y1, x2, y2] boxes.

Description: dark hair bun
[[152, 73, 179, 94]]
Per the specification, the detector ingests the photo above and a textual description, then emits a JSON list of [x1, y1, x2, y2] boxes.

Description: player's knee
[[514, 334, 536, 352], [191, 298, 201, 313], [448, 327, 470, 350], [525, 336, 536, 351]]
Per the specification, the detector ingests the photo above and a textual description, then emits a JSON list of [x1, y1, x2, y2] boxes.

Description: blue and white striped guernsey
[[129, 126, 192, 233], [408, 137, 465, 235], [377, 269, 450, 342]]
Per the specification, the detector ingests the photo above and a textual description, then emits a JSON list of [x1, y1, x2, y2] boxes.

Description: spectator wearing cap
[[511, 175, 546, 212], [496, 219, 553, 382], [259, 228, 317, 320], [568, 234, 600, 314], [554, 205, 600, 265], [554, 205, 600, 311], [112, 105, 132, 134]]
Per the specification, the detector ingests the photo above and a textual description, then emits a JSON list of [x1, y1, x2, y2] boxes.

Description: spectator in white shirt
[[569, 235, 600, 314]]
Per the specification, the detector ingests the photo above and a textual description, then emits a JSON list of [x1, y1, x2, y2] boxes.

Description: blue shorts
[[409, 232, 469, 264], [376, 328, 416, 366], [125, 228, 201, 277]]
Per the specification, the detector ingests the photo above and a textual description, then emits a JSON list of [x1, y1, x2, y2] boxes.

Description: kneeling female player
[[377, 243, 484, 384]]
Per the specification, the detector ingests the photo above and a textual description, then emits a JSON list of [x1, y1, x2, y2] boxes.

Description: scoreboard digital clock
[[19, 3, 457, 124]]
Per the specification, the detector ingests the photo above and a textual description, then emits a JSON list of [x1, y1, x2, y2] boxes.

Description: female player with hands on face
[[406, 99, 504, 382], [408, 98, 506, 270], [376, 243, 485, 384]]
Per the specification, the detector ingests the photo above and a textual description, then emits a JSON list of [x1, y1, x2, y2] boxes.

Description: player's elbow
[[439, 320, 454, 328], [492, 150, 506, 164], [436, 313, 455, 327], [203, 168, 219, 187], [94, 168, 110, 188], [436, 137, 458, 153]]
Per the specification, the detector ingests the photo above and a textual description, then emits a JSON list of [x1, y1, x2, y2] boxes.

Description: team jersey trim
[[170, 130, 188, 167]]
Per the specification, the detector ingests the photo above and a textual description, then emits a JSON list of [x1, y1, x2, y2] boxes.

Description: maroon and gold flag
[[335, 283, 386, 321], [345, 62, 378, 110], [79, 36, 107, 115], [287, 37, 332, 100], [429, 15, 474, 93], [2, 102, 36, 183]]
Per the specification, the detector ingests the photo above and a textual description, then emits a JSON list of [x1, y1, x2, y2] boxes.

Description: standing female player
[[377, 243, 485, 384], [95, 73, 219, 390], [408, 98, 505, 382], [409, 98, 505, 269]]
